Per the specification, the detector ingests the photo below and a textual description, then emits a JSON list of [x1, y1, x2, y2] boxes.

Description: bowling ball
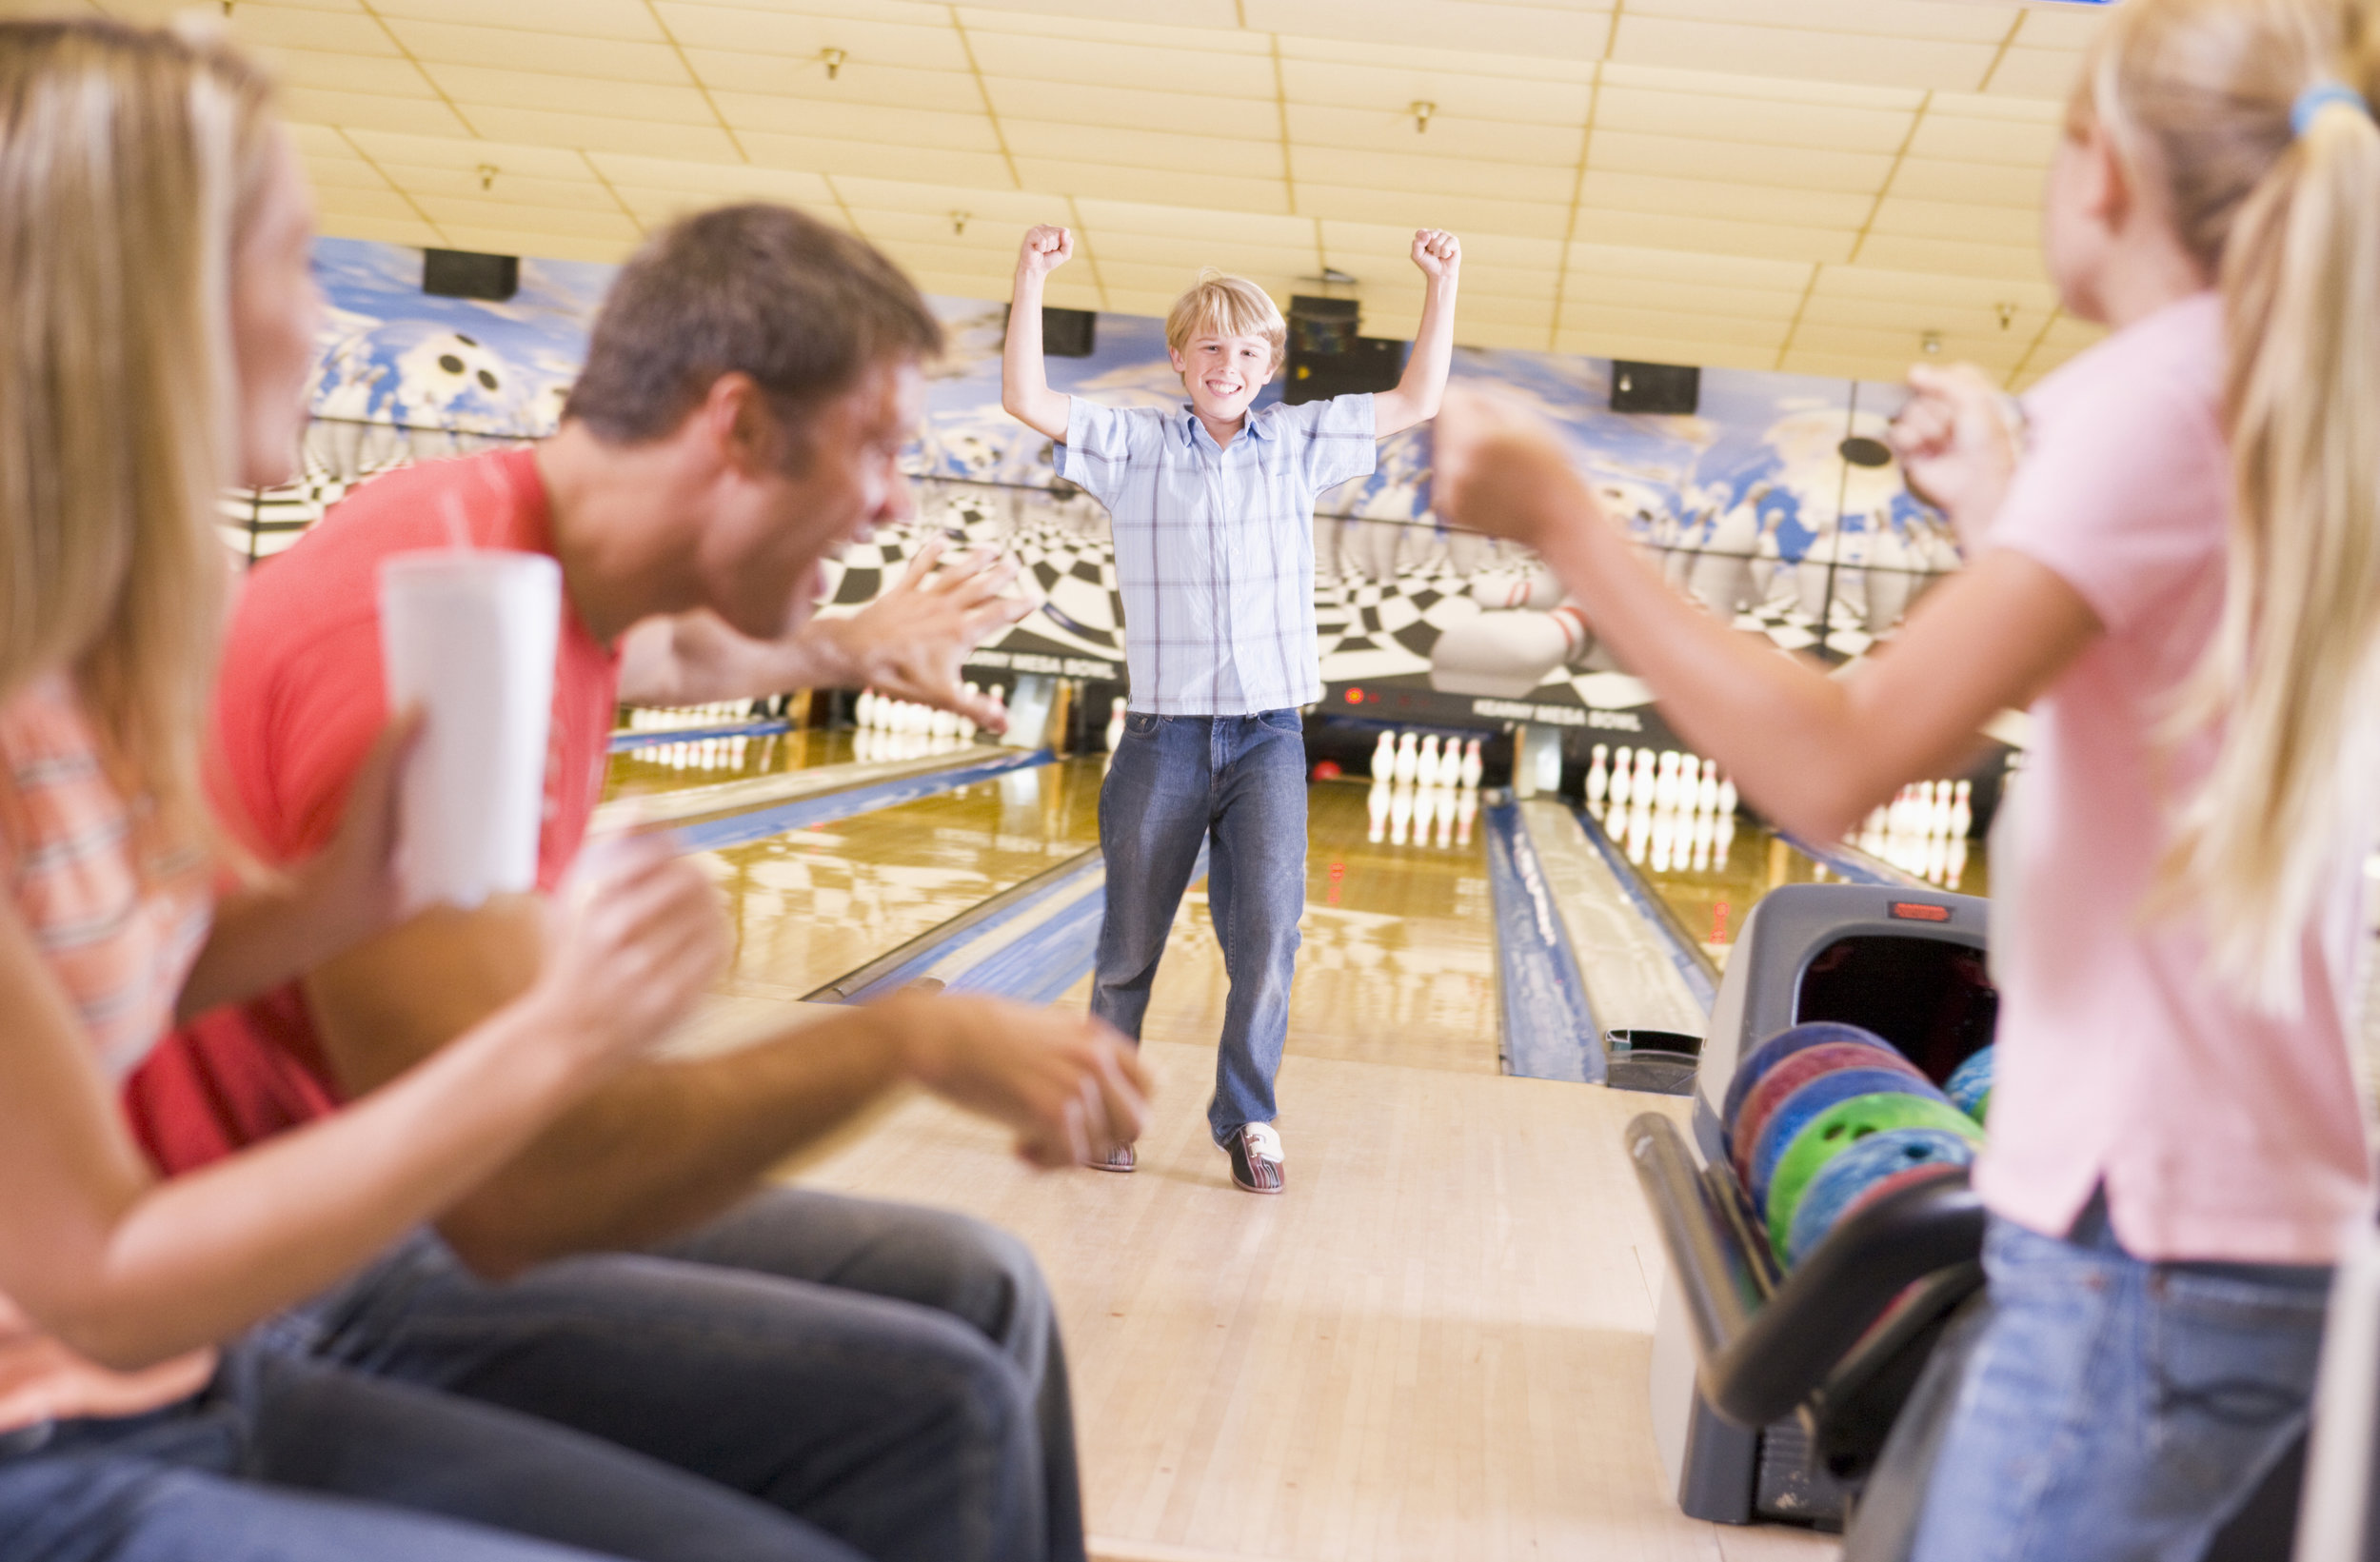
[[1311, 760, 1343, 781], [1719, 1021, 1899, 1155], [1747, 1066, 1944, 1212], [1731, 1040, 1926, 1186], [1782, 1127, 1975, 1267], [1946, 1045, 1995, 1124], [1766, 1095, 1985, 1263]]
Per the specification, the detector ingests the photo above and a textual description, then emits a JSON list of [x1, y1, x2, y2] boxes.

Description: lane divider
[[1568, 804, 1720, 1014], [1482, 795, 1604, 1084], [1774, 830, 1928, 890], [671, 749, 1055, 855], [811, 848, 1105, 1003]]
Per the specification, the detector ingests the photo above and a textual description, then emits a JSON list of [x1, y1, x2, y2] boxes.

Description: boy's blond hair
[[1164, 270, 1286, 373]]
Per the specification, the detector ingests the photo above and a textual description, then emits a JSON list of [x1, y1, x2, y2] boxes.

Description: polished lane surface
[[692, 756, 1103, 1003], [1048, 779, 1504, 1077]]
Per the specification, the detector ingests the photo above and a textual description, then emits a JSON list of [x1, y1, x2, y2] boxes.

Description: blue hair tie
[[2291, 80, 2371, 137]]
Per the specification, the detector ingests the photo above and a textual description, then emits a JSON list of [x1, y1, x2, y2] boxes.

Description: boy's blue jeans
[[1909, 1199, 2330, 1562], [1092, 711, 1307, 1144]]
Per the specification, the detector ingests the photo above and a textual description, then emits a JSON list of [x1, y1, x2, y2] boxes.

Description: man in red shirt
[[127, 205, 1146, 1562]]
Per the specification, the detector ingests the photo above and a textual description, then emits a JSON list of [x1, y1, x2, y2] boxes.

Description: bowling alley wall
[[235, 236, 2001, 785]]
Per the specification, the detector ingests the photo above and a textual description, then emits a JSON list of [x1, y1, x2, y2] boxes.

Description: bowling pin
[[1367, 779, 1391, 843], [1586, 743, 1609, 806], [1418, 734, 1441, 789], [1717, 772, 1738, 819], [1460, 738, 1482, 790], [960, 682, 982, 741], [1654, 750, 1677, 810], [1371, 729, 1397, 781], [932, 704, 958, 740], [1395, 731, 1418, 785], [1698, 758, 1719, 815], [855, 690, 875, 728], [1951, 779, 1973, 838], [985, 684, 1007, 732], [1104, 696, 1126, 754], [1610, 745, 1633, 806], [1635, 747, 1656, 803]]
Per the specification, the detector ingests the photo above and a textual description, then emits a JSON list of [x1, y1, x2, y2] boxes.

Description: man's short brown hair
[[564, 203, 942, 445]]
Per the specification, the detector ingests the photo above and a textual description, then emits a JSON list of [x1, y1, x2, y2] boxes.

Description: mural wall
[[235, 237, 1963, 748]]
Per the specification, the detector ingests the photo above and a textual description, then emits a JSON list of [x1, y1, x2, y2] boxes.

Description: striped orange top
[[0, 674, 217, 1431]]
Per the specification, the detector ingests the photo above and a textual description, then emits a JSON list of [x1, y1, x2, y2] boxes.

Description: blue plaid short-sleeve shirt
[[1058, 393, 1377, 716]]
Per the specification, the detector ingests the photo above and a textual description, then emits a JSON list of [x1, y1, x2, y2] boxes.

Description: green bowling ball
[[1765, 1093, 1984, 1262]]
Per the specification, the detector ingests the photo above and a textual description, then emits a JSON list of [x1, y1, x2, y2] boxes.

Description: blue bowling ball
[[1749, 1067, 1945, 1215], [1947, 1046, 1995, 1123], [1720, 1020, 1898, 1155], [1785, 1126, 1977, 1267]]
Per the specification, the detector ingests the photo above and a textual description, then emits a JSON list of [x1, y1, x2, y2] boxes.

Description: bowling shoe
[[1226, 1123, 1285, 1195]]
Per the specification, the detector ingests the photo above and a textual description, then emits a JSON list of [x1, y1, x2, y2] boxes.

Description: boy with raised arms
[[1002, 225, 1459, 1192]]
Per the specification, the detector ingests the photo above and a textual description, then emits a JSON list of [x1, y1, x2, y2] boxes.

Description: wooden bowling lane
[[791, 1038, 1839, 1562], [606, 725, 857, 799], [698, 756, 1104, 1003], [1048, 779, 1503, 1077]]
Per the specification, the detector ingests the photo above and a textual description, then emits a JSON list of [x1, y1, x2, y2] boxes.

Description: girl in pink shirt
[[1436, 0, 2378, 1553]]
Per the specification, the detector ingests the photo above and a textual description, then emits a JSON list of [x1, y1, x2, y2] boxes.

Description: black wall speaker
[[1610, 360, 1699, 416], [1042, 306, 1096, 358], [1285, 295, 1405, 406], [423, 248, 520, 302]]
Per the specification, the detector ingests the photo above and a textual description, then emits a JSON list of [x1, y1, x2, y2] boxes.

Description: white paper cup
[[379, 550, 562, 910]]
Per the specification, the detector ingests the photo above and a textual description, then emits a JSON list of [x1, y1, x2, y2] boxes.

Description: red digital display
[[1890, 901, 1952, 922]]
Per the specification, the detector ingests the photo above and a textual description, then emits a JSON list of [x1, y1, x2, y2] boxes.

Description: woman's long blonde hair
[[2090, 0, 2380, 1013], [0, 21, 276, 854]]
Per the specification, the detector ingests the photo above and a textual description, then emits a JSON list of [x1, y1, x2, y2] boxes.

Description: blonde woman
[[0, 22, 855, 1561], [1433, 0, 2378, 1554]]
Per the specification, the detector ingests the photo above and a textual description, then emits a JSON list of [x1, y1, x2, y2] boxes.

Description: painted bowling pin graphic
[[1428, 601, 1593, 699]]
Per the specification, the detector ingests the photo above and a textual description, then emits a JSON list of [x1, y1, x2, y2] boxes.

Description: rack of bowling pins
[[619, 702, 779, 773], [1584, 743, 1740, 874], [850, 684, 998, 763], [1852, 779, 1973, 888], [1362, 729, 1485, 849]]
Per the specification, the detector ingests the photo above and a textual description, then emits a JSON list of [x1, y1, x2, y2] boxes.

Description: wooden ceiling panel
[[710, 93, 996, 149], [1319, 221, 1564, 271], [276, 87, 472, 138], [955, 0, 1244, 30], [458, 105, 741, 161], [1285, 104, 1584, 166], [1581, 168, 1872, 229], [1558, 300, 1792, 346], [1589, 129, 1893, 196], [343, 128, 589, 179], [369, 0, 664, 40], [1085, 232, 1318, 274], [656, 5, 974, 69], [1458, 316, 1563, 351], [1592, 82, 1915, 154], [1577, 208, 1854, 266], [963, 32, 1276, 98], [686, 52, 969, 109], [1865, 193, 2037, 246], [1295, 181, 1572, 242], [1248, 0, 1615, 60], [250, 45, 435, 98], [1001, 119, 1283, 178], [743, 132, 1013, 187], [1278, 58, 1595, 126], [1983, 46, 2086, 101], [314, 185, 423, 224], [302, 153, 397, 192], [1788, 319, 2024, 371], [1888, 154, 2043, 208], [1624, 0, 2013, 45], [229, 5, 401, 54], [954, 9, 1271, 56], [1273, 31, 1602, 84], [1564, 239, 1812, 291], [1076, 199, 1316, 248], [424, 63, 716, 124], [385, 21, 691, 85], [1612, 15, 1999, 92], [1295, 146, 1576, 206], [1020, 160, 1289, 215], [1564, 272, 1803, 322], [1854, 230, 2046, 282], [381, 163, 622, 212], [982, 76, 1277, 137], [832, 174, 1046, 221]]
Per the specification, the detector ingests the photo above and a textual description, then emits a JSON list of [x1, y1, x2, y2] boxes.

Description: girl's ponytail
[[2095, 0, 2380, 1013]]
